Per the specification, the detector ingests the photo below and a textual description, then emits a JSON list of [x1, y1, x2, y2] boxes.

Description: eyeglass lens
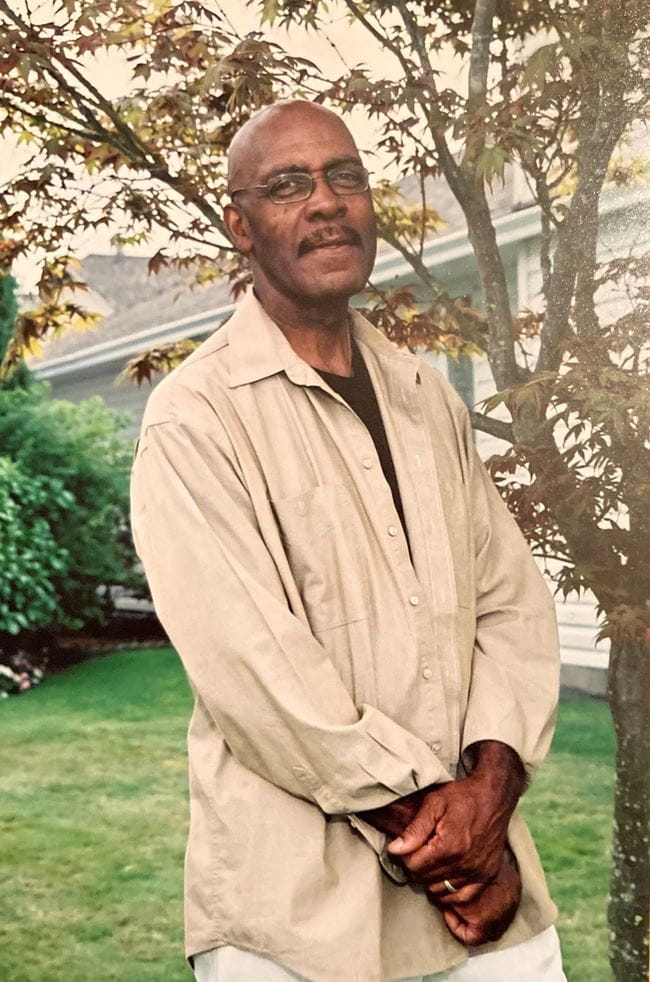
[[267, 165, 369, 202]]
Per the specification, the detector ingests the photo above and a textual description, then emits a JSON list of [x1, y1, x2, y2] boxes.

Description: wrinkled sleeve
[[460, 414, 561, 780], [130, 416, 451, 816]]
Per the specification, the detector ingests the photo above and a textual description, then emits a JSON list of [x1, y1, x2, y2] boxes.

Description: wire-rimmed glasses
[[230, 163, 371, 204]]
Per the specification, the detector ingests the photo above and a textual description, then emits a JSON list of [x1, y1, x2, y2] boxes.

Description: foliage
[[0, 0, 322, 370], [0, 277, 53, 688], [0, 1, 647, 631], [0, 270, 35, 388], [0, 455, 73, 638], [482, 275, 650, 625], [1, 1, 649, 975], [0, 271, 18, 364], [117, 336, 201, 386], [0, 357, 35, 390], [0, 381, 143, 654]]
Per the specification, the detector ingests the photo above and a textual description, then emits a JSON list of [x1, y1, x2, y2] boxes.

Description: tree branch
[[0, 0, 229, 238], [374, 220, 439, 293], [536, 89, 629, 371], [467, 0, 496, 111], [341, 0, 409, 71], [370, 225, 487, 354], [0, 94, 102, 145], [418, 169, 426, 259], [397, 1, 518, 389], [398, 3, 463, 192], [470, 411, 513, 443], [535, 176, 554, 302]]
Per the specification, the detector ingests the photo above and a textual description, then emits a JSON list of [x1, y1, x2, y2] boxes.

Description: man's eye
[[268, 175, 309, 198], [329, 167, 366, 189]]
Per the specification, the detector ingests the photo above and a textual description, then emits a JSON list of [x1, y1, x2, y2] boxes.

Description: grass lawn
[[1, 648, 615, 982], [520, 699, 615, 982]]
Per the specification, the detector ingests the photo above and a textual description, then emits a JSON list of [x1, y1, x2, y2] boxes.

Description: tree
[[1, 2, 648, 977]]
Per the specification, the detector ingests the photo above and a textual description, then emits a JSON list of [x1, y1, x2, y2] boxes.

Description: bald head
[[222, 97, 376, 313], [227, 100, 359, 194]]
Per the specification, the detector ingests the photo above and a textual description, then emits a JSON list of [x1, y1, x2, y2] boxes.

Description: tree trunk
[[607, 639, 650, 982]]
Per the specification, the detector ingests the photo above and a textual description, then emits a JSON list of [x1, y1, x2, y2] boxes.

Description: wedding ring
[[443, 879, 457, 894]]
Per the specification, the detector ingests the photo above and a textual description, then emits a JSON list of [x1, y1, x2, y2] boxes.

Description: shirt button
[[409, 594, 420, 606], [387, 525, 398, 537], [430, 741, 441, 753], [422, 667, 433, 680], [362, 458, 373, 469]]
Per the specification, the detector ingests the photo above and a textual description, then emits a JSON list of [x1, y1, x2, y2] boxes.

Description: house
[[29, 169, 650, 696]]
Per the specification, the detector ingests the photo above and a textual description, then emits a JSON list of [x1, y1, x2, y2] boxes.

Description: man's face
[[225, 106, 377, 308]]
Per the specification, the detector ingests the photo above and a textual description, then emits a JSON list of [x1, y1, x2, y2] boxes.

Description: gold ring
[[443, 879, 457, 894]]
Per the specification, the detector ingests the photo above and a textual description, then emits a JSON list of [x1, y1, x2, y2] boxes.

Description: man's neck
[[253, 285, 354, 377]]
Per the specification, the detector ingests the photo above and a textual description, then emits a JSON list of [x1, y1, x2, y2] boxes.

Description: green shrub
[[0, 272, 18, 366], [0, 380, 144, 651], [0, 456, 73, 635]]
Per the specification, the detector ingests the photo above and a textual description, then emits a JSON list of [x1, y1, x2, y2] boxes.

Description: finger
[[441, 908, 475, 946], [425, 877, 464, 898], [400, 840, 462, 879], [429, 881, 484, 906], [442, 910, 486, 947], [387, 798, 444, 856], [441, 906, 464, 934]]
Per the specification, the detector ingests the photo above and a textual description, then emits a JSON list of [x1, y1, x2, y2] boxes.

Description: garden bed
[[49, 611, 169, 671]]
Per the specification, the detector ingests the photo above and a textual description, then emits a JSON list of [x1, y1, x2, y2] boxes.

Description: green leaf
[[522, 42, 560, 89], [259, 0, 280, 24], [474, 145, 510, 190]]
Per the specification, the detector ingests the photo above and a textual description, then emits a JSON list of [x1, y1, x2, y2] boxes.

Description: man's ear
[[223, 202, 253, 254]]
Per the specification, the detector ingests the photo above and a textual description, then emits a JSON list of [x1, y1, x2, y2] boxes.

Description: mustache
[[298, 226, 362, 257]]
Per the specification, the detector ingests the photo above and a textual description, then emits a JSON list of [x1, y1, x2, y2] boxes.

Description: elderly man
[[129, 100, 566, 982]]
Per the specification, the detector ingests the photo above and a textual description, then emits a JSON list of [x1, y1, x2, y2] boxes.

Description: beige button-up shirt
[[129, 291, 560, 982]]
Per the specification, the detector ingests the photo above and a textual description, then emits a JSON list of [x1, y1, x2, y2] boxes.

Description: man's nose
[[304, 175, 347, 219]]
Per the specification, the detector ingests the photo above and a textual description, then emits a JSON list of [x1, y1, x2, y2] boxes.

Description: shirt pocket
[[270, 483, 367, 632]]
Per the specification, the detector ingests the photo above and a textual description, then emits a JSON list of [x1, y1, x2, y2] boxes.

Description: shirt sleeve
[[460, 412, 561, 781], [130, 415, 452, 816]]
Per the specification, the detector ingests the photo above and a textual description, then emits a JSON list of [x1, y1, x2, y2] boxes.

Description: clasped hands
[[358, 741, 525, 947]]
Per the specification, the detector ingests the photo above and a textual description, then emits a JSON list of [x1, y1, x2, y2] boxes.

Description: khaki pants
[[193, 925, 568, 982]]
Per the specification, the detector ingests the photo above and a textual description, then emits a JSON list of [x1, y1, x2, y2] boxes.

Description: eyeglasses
[[230, 163, 371, 204]]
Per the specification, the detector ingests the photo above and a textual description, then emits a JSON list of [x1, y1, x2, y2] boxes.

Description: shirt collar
[[226, 289, 419, 389]]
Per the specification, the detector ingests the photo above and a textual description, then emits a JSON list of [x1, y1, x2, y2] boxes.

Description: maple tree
[[1, 2, 649, 977]]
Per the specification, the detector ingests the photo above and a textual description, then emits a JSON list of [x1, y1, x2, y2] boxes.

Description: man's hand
[[429, 847, 522, 947], [357, 788, 428, 838], [386, 741, 525, 894]]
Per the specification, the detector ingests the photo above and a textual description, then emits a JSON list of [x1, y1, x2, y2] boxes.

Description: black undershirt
[[314, 339, 411, 551]]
